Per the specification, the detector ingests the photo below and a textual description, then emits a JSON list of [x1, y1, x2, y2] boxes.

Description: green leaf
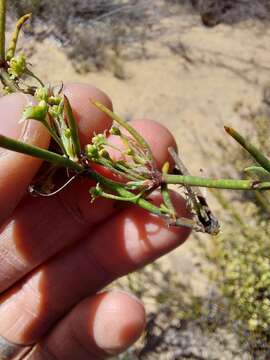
[[224, 126, 270, 173], [64, 95, 81, 158], [244, 166, 270, 181], [21, 100, 48, 123]]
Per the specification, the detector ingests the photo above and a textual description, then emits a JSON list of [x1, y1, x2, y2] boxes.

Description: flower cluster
[[7, 54, 26, 79]]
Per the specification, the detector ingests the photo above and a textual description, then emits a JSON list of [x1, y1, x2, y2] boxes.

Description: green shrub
[[211, 100, 270, 347]]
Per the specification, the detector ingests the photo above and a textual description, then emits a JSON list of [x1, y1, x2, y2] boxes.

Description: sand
[[14, 10, 270, 295]]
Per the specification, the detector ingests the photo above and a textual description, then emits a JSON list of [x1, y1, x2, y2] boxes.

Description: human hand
[[0, 83, 191, 359]]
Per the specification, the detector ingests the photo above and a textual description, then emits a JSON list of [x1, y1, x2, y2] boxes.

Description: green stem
[[163, 174, 270, 190], [0, 135, 176, 219], [225, 126, 270, 173], [0, 0, 6, 62], [42, 120, 66, 155], [0, 134, 83, 172], [0, 137, 197, 229], [0, 69, 18, 92], [161, 162, 176, 217], [87, 169, 172, 217], [114, 161, 145, 180], [25, 69, 44, 87], [94, 157, 139, 181], [94, 189, 143, 202]]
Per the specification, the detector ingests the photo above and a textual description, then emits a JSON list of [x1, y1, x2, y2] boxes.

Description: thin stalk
[[116, 188, 193, 228], [244, 166, 270, 181], [163, 174, 270, 190], [0, 136, 195, 228], [174, 217, 197, 229], [0, 0, 6, 62], [114, 161, 146, 180], [41, 120, 66, 155], [0, 135, 177, 219], [225, 126, 270, 173], [25, 69, 44, 87], [92, 189, 143, 202], [161, 188, 175, 215], [0, 134, 83, 172], [96, 157, 139, 181], [87, 168, 171, 217], [91, 100, 155, 162], [0, 69, 18, 92], [161, 162, 176, 217]]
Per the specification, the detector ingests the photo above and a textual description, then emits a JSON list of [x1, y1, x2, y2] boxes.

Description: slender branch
[[0, 135, 188, 224], [161, 161, 176, 217], [41, 119, 67, 155], [163, 174, 270, 190], [25, 69, 44, 87], [0, 134, 83, 172], [0, 0, 6, 62], [0, 69, 18, 92], [86, 168, 181, 219], [90, 169, 195, 228], [225, 126, 270, 173]]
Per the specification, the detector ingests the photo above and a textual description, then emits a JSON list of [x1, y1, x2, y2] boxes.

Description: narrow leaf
[[244, 166, 270, 181], [225, 126, 270, 173], [64, 96, 81, 158], [6, 13, 32, 60]]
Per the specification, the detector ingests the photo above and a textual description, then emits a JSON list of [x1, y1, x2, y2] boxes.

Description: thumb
[[0, 93, 50, 225]]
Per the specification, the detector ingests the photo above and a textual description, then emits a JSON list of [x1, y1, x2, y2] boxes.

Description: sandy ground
[[17, 11, 270, 295]]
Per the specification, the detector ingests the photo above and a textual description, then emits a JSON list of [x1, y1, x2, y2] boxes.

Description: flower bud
[[85, 144, 99, 159], [92, 133, 106, 147], [8, 54, 27, 79], [49, 104, 61, 118], [21, 100, 48, 122], [98, 149, 111, 160], [35, 87, 49, 102], [64, 129, 71, 138], [89, 184, 102, 200], [109, 126, 121, 136], [125, 148, 134, 156], [48, 96, 62, 106]]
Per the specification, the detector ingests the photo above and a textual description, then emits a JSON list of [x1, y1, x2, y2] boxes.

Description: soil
[[7, 2, 270, 358]]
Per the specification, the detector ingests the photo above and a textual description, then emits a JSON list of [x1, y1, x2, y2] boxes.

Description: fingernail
[[0, 93, 29, 156], [93, 291, 145, 355]]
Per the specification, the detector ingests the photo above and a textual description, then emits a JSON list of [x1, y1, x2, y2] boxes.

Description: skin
[[0, 83, 191, 359]]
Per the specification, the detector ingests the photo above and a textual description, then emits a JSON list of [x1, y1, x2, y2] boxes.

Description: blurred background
[[8, 1, 270, 359]]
